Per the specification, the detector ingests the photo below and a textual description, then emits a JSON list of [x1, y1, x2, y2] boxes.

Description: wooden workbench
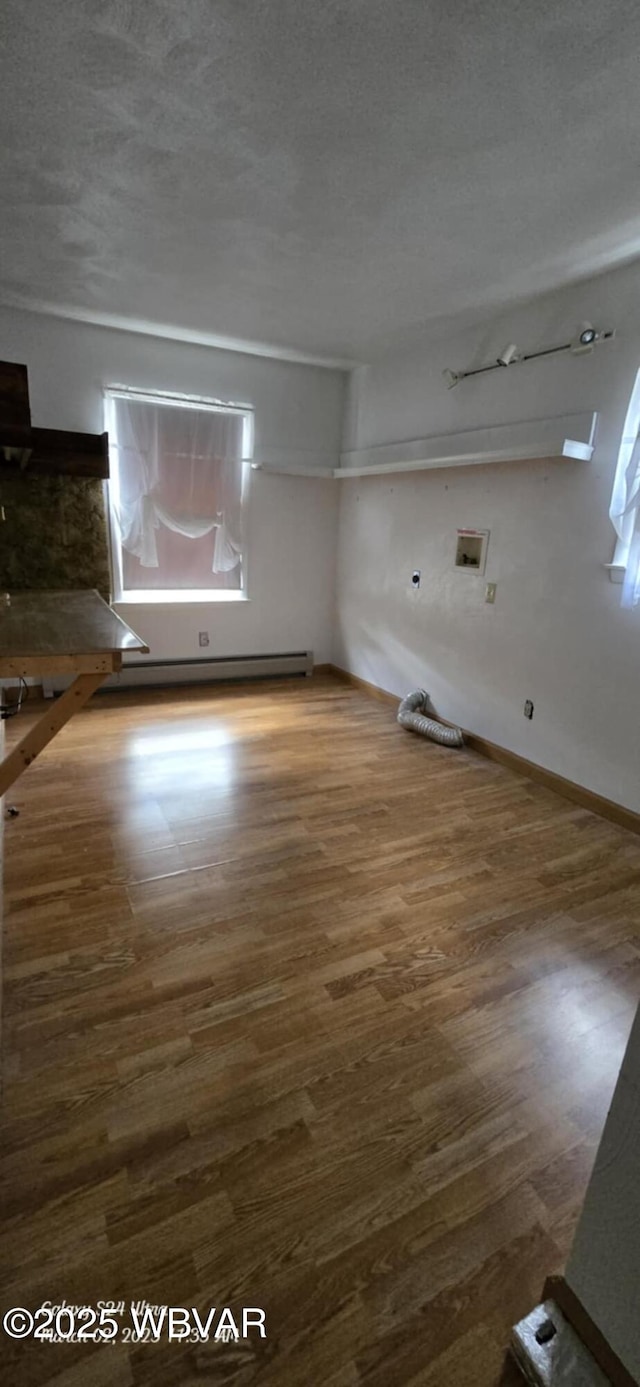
[[0, 589, 148, 796]]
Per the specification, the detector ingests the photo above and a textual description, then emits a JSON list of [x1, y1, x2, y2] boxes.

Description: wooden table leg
[[0, 672, 106, 797]]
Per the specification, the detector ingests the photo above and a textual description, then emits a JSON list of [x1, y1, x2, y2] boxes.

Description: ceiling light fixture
[[444, 324, 615, 388], [496, 343, 520, 367], [571, 321, 603, 353]]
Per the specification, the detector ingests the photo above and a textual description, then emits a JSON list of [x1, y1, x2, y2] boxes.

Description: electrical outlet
[[411, 570, 421, 589], [524, 699, 534, 720], [485, 582, 497, 604], [198, 631, 210, 648]]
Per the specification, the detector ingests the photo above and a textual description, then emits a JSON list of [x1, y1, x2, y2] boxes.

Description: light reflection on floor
[[127, 724, 233, 757], [124, 721, 237, 793]]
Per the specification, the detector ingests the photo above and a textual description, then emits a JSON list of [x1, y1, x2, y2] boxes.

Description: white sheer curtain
[[610, 371, 640, 609], [109, 395, 245, 588]]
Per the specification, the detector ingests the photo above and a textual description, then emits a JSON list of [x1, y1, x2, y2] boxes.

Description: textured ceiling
[[2, 0, 640, 363]]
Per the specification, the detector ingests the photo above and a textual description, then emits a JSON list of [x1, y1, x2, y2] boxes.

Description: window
[[610, 368, 640, 608], [105, 389, 253, 601]]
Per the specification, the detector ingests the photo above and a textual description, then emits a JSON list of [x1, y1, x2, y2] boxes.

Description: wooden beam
[[0, 361, 30, 434], [0, 671, 105, 796], [0, 427, 110, 479], [29, 427, 109, 478], [0, 361, 109, 476], [0, 654, 119, 678]]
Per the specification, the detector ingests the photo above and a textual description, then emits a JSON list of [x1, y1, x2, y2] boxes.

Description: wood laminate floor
[[1, 675, 638, 1386]]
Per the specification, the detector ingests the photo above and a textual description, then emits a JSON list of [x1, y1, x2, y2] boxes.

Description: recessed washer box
[[455, 528, 489, 573]]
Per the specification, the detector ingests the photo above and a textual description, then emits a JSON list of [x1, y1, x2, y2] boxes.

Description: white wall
[[3, 266, 640, 810], [0, 306, 344, 663], [334, 259, 640, 813], [567, 998, 640, 1381]]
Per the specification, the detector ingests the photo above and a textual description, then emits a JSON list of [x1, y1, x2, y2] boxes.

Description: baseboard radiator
[[43, 651, 314, 696]]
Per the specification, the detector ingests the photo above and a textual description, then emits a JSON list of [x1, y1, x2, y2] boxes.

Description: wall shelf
[[605, 563, 625, 585], [251, 462, 335, 477], [337, 412, 598, 477], [251, 444, 337, 477], [249, 410, 594, 482], [252, 413, 598, 481]]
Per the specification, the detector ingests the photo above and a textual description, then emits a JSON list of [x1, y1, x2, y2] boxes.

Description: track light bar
[[443, 324, 615, 388]]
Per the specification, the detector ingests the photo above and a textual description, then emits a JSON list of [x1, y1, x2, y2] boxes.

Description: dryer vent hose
[[397, 690, 464, 748]]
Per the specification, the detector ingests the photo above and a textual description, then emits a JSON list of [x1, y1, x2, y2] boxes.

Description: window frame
[[104, 387, 254, 604]]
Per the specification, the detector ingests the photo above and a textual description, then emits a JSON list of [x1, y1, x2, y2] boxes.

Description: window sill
[[114, 591, 249, 605]]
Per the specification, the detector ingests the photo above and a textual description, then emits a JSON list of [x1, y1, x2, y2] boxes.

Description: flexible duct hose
[[397, 690, 464, 747]]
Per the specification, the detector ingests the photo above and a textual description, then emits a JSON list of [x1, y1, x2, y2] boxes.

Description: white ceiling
[[2, 0, 640, 364]]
